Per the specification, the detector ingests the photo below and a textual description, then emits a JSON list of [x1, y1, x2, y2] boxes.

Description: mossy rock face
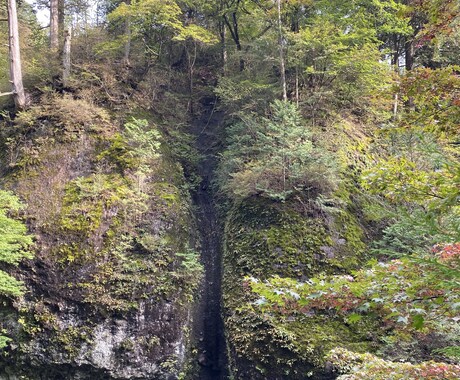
[[223, 197, 369, 379], [0, 96, 201, 379]]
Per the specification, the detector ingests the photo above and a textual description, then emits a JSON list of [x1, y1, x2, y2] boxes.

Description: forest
[[0, 0, 459, 379]]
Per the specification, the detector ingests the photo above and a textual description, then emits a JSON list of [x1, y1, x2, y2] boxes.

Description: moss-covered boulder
[[222, 195, 369, 379]]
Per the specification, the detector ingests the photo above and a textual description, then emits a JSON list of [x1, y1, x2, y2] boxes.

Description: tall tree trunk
[[405, 38, 414, 71], [219, 19, 227, 75], [62, 26, 71, 87], [124, 19, 131, 65], [223, 12, 244, 71], [58, 0, 64, 40], [405, 36, 415, 109], [277, 0, 287, 102], [50, 0, 59, 51], [7, 0, 26, 109], [233, 12, 244, 71], [123, 0, 131, 65]]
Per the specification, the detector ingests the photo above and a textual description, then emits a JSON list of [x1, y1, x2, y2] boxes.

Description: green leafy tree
[[360, 66, 460, 256], [105, 0, 216, 63]]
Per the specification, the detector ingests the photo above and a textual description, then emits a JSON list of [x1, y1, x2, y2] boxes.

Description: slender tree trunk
[[405, 38, 414, 71], [58, 0, 64, 41], [223, 12, 244, 71], [232, 12, 244, 71], [277, 0, 287, 101], [405, 36, 415, 109], [220, 19, 227, 75], [295, 67, 299, 106], [62, 26, 71, 87], [124, 19, 131, 65], [50, 0, 59, 51], [7, 0, 25, 109], [123, 0, 131, 65], [393, 93, 399, 120]]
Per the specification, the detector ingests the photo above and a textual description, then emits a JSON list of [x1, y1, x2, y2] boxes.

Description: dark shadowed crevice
[[191, 99, 229, 380]]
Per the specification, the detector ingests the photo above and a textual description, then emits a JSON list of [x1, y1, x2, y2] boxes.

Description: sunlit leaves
[[0, 190, 33, 348], [107, 0, 217, 57], [109, 0, 183, 31], [0, 191, 33, 267]]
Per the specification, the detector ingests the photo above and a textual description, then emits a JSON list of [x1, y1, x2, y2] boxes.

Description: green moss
[[0, 91, 202, 378], [279, 316, 377, 367], [60, 175, 136, 236], [223, 195, 369, 378], [96, 133, 139, 172], [53, 325, 93, 358], [224, 197, 364, 281]]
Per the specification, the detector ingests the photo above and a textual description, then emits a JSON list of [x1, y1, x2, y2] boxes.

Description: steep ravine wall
[[222, 197, 369, 379], [0, 96, 202, 379]]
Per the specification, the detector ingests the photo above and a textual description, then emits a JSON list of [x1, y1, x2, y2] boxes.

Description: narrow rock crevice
[[191, 100, 228, 380]]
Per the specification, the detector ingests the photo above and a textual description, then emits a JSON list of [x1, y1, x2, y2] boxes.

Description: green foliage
[[124, 118, 161, 159], [0, 191, 33, 294], [435, 346, 460, 360], [398, 67, 460, 139], [219, 100, 337, 201], [215, 77, 276, 115], [108, 0, 184, 37], [283, 0, 396, 119], [248, 243, 460, 364], [0, 271, 25, 298], [176, 247, 203, 279], [327, 347, 460, 380], [356, 67, 460, 259], [123, 118, 162, 173], [0, 191, 33, 265], [0, 190, 33, 348], [0, 335, 11, 350], [105, 0, 216, 60], [97, 118, 163, 183]]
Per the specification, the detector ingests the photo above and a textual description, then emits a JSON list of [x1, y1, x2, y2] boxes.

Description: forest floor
[[191, 97, 228, 380]]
